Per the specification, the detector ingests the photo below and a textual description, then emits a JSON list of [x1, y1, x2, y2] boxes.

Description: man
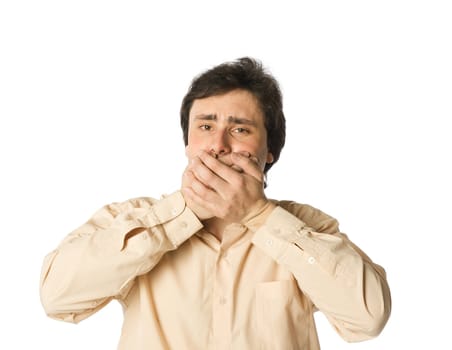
[[40, 57, 391, 349]]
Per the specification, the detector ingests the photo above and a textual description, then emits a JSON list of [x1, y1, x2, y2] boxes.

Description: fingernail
[[250, 156, 259, 164], [231, 164, 244, 172], [239, 151, 251, 158], [207, 149, 217, 158]]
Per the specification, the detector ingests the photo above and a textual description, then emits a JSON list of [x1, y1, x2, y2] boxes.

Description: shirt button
[[180, 221, 188, 229], [219, 297, 227, 305], [171, 209, 178, 216], [266, 239, 273, 247], [272, 228, 280, 235], [308, 256, 316, 264]]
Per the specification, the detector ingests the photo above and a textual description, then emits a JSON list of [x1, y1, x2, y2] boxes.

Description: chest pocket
[[255, 279, 312, 350]]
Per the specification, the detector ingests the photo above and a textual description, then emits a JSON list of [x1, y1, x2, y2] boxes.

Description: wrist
[[241, 200, 276, 229]]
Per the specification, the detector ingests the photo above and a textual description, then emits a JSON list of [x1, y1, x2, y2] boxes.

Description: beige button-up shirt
[[40, 191, 391, 349]]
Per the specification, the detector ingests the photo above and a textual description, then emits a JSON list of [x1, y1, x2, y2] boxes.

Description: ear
[[266, 152, 274, 164]]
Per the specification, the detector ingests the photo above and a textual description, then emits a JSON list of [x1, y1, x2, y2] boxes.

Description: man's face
[[186, 89, 274, 171]]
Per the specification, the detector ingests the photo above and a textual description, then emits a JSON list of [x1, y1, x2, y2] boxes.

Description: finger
[[230, 151, 259, 172], [185, 169, 215, 194], [182, 186, 207, 208], [234, 151, 258, 165], [197, 150, 241, 184], [230, 164, 244, 173], [182, 175, 221, 213], [190, 156, 227, 191], [231, 152, 264, 182], [216, 154, 244, 172], [182, 186, 213, 216]]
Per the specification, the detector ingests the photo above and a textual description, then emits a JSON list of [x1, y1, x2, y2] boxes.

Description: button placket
[[308, 256, 316, 265], [212, 249, 232, 345]]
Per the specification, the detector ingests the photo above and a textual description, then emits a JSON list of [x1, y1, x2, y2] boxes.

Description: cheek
[[246, 135, 266, 155], [186, 135, 206, 159], [185, 144, 196, 159], [253, 140, 271, 169]]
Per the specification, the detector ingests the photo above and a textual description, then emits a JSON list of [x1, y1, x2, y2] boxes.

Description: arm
[[40, 191, 202, 323], [182, 151, 391, 340], [250, 203, 391, 342]]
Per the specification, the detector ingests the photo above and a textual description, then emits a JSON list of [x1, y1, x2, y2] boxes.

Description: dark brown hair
[[180, 57, 286, 174]]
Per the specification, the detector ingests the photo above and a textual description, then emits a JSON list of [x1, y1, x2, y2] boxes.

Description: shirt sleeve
[[251, 203, 391, 342], [40, 191, 203, 323]]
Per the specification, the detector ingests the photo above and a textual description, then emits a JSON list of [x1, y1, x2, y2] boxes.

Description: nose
[[210, 129, 231, 156]]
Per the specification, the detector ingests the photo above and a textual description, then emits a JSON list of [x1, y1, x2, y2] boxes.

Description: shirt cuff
[[252, 206, 356, 283], [161, 192, 204, 247], [148, 191, 203, 247], [251, 206, 307, 261], [109, 191, 203, 251], [251, 205, 331, 261]]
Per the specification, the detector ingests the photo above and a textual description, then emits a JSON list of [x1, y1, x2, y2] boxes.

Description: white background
[[1, 1, 451, 349]]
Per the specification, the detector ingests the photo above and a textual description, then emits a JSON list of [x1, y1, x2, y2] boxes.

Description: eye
[[199, 124, 212, 131], [232, 127, 250, 134]]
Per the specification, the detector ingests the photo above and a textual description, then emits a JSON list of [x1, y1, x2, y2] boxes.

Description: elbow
[[40, 281, 108, 324], [40, 284, 78, 324], [40, 251, 68, 321], [363, 278, 392, 339], [40, 286, 54, 316], [357, 308, 390, 340], [346, 291, 392, 342], [351, 263, 392, 341], [40, 251, 81, 323], [40, 269, 88, 324], [337, 284, 392, 342], [337, 310, 391, 343]]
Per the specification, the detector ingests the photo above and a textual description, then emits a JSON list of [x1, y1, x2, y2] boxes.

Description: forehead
[[189, 89, 264, 122]]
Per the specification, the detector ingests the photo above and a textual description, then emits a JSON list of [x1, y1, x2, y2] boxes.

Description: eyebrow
[[194, 114, 256, 126]]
